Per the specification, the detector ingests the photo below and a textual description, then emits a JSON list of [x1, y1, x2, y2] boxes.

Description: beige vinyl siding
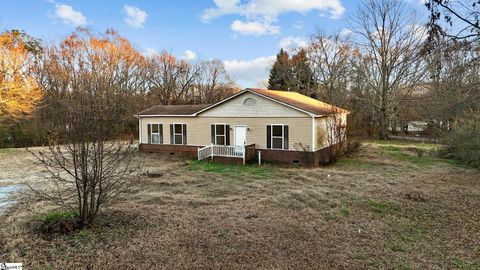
[[140, 116, 313, 150], [314, 113, 348, 150], [200, 92, 309, 118]]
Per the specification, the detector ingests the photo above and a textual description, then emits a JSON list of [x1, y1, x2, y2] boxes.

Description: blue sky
[[0, 0, 427, 87]]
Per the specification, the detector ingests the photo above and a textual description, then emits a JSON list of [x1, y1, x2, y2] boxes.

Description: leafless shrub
[[29, 29, 142, 226], [345, 140, 361, 156], [324, 112, 348, 163], [293, 142, 313, 166]]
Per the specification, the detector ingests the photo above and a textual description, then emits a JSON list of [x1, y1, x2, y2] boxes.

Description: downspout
[[138, 116, 142, 146], [311, 116, 316, 152]]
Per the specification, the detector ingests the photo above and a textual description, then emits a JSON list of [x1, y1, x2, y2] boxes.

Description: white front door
[[234, 126, 246, 146]]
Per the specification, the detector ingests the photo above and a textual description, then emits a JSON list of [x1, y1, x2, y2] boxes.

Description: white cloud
[[124, 5, 148, 28], [340, 28, 352, 37], [405, 0, 427, 4], [202, 0, 345, 36], [143, 48, 160, 57], [54, 4, 86, 27], [182, 50, 197, 61], [224, 55, 276, 87], [408, 24, 428, 41], [278, 36, 307, 49], [294, 21, 304, 29], [202, 0, 345, 21], [231, 20, 280, 36]]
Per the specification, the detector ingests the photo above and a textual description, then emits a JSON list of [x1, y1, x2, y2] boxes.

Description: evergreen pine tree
[[267, 49, 293, 90], [291, 48, 317, 97], [267, 48, 316, 95]]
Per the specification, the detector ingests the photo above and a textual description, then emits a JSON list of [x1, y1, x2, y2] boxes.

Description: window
[[170, 124, 187, 145], [147, 124, 163, 144], [266, 125, 289, 150], [243, 98, 256, 106], [211, 124, 230, 145]]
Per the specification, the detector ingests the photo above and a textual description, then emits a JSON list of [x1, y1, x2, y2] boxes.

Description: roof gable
[[198, 91, 309, 118], [247, 88, 349, 115]]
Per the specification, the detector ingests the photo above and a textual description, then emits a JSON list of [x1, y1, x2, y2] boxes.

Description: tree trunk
[[379, 108, 388, 140]]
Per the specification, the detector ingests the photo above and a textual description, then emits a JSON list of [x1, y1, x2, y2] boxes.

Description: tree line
[[268, 0, 480, 140], [0, 28, 238, 147], [2, 0, 479, 145]]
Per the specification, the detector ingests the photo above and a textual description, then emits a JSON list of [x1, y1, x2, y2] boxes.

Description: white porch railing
[[198, 145, 246, 164]]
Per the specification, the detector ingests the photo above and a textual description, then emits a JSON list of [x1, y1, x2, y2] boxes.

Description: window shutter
[[226, 125, 230, 145], [267, 125, 271, 149], [284, 125, 289, 150], [170, 124, 173, 144], [211, 125, 215, 144], [159, 124, 163, 144], [182, 124, 187, 145], [147, 124, 151, 144]]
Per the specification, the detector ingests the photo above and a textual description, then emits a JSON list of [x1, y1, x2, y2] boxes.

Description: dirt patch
[[0, 141, 479, 269]]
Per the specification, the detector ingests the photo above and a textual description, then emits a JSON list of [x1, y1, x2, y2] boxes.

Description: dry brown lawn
[[0, 141, 479, 270]]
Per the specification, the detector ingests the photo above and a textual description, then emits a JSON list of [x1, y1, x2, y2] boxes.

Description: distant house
[[135, 88, 349, 166]]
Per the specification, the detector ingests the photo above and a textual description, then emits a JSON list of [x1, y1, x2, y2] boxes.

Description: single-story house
[[135, 88, 349, 166]]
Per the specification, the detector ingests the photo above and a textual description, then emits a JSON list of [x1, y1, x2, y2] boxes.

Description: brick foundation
[[139, 142, 344, 167], [212, 156, 243, 165], [139, 144, 200, 158], [256, 142, 345, 167]]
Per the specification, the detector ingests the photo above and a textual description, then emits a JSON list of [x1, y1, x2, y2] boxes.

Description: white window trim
[[173, 123, 185, 145], [213, 123, 228, 145], [270, 124, 285, 150], [139, 118, 142, 144], [148, 123, 162, 144]]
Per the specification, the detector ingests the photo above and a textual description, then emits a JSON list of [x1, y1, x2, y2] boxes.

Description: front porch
[[198, 144, 256, 165]]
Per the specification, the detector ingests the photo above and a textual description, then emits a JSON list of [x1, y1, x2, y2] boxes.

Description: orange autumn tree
[[0, 30, 43, 123], [31, 29, 145, 225]]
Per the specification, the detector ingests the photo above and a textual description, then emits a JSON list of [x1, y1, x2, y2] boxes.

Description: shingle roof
[[246, 88, 349, 115], [136, 104, 211, 116], [136, 89, 349, 117]]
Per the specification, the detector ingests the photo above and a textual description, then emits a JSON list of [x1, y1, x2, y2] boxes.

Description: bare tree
[[31, 29, 142, 225], [323, 112, 347, 163], [350, 0, 427, 139], [425, 0, 480, 43], [144, 53, 237, 105], [308, 30, 352, 105], [192, 60, 237, 104], [145, 51, 201, 105], [424, 40, 480, 127]]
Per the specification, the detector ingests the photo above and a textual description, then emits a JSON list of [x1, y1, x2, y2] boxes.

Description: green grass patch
[[383, 222, 428, 255], [0, 147, 16, 155], [395, 223, 426, 242], [365, 199, 396, 215], [75, 228, 92, 240], [397, 262, 413, 270], [189, 160, 274, 180], [40, 210, 77, 223], [335, 158, 382, 169], [367, 140, 438, 150], [325, 212, 340, 221], [388, 241, 407, 252], [217, 228, 229, 239], [451, 257, 479, 270], [379, 144, 460, 167], [37, 266, 54, 270], [340, 205, 351, 215], [326, 204, 351, 221]]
